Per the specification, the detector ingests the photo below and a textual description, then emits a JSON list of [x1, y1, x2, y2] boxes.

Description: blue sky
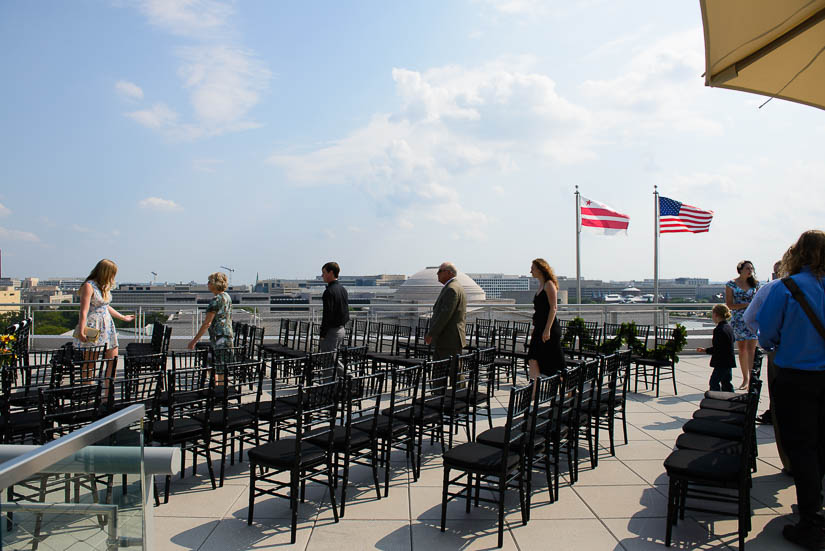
[[1, 0, 823, 285]]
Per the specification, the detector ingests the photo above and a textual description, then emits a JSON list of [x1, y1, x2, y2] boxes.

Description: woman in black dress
[[527, 258, 566, 379]]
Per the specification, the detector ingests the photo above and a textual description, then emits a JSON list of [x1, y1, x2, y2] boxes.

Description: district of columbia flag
[[658, 196, 714, 234], [579, 196, 630, 235]]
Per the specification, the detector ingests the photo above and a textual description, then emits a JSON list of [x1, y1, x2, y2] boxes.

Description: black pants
[[708, 366, 733, 392], [772, 367, 825, 523]]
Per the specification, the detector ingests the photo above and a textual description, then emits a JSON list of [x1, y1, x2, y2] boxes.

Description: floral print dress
[[74, 280, 118, 349], [207, 292, 233, 365], [726, 280, 758, 341]]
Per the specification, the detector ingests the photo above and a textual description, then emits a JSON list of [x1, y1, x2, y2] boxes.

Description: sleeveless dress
[[726, 280, 758, 341], [527, 288, 566, 376], [74, 280, 118, 349]]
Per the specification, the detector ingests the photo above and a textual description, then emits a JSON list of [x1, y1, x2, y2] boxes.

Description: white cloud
[[115, 80, 144, 100], [0, 226, 39, 242], [71, 224, 92, 233], [127, 103, 179, 130], [139, 197, 182, 211], [478, 0, 549, 16], [0, 202, 10, 216], [268, 59, 598, 239], [126, 1, 270, 140], [579, 28, 721, 138], [137, 0, 233, 38]]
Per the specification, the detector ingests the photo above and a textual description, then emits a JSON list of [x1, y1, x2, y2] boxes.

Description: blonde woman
[[187, 272, 234, 365], [527, 258, 565, 379], [75, 259, 134, 375]]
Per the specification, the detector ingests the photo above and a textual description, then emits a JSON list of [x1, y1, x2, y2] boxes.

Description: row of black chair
[[663, 350, 764, 550], [439, 351, 633, 548]]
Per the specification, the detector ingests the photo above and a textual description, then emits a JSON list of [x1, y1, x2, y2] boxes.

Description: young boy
[[697, 304, 736, 392]]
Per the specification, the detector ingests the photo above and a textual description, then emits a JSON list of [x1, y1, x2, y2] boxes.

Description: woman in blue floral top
[[188, 272, 234, 367], [726, 260, 759, 389]]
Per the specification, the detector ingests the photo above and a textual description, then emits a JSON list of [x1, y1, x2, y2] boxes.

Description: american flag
[[579, 196, 630, 235], [659, 196, 714, 234]]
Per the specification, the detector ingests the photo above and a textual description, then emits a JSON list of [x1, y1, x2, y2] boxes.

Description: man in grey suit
[[425, 262, 467, 361]]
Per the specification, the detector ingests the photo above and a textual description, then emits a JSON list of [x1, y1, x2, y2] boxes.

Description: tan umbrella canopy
[[700, 0, 825, 110]]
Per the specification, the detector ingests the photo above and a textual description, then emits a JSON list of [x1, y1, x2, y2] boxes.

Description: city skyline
[[1, 1, 823, 285]]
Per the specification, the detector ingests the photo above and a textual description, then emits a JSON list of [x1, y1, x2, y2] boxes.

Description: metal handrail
[[0, 404, 145, 489]]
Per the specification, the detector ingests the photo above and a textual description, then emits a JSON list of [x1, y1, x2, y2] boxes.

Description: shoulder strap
[[782, 277, 825, 343]]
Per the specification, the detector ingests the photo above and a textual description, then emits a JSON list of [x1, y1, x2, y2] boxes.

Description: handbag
[[73, 325, 101, 342], [781, 277, 825, 343]]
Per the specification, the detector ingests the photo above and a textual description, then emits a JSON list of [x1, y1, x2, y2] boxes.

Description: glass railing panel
[[0, 408, 145, 551]]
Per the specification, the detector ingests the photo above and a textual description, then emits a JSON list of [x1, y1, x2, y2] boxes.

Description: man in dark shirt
[[319, 261, 349, 353]]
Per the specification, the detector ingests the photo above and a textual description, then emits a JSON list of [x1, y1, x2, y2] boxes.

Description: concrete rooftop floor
[[154, 355, 798, 551]]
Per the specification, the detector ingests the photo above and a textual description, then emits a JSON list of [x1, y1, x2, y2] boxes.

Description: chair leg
[[290, 469, 299, 544], [164, 474, 171, 504], [440, 467, 450, 532], [671, 365, 678, 396], [327, 461, 339, 524], [219, 432, 228, 487], [497, 477, 506, 548], [665, 477, 676, 547], [204, 441, 217, 490], [340, 454, 350, 518], [247, 463, 256, 525], [371, 444, 382, 501], [465, 472, 473, 513]]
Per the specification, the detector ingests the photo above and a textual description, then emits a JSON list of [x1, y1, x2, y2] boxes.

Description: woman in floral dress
[[726, 260, 759, 389], [188, 272, 234, 366], [75, 259, 134, 378]]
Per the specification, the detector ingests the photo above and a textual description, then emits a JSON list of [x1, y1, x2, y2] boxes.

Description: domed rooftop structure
[[395, 266, 486, 303]]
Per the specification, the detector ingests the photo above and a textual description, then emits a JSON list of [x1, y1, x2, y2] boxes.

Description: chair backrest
[[339, 345, 368, 375], [493, 319, 510, 331], [450, 352, 476, 406], [475, 347, 496, 393], [72, 344, 108, 363], [580, 326, 603, 355], [163, 366, 213, 438], [739, 379, 763, 474], [614, 350, 633, 397], [474, 323, 495, 349], [248, 326, 265, 359], [500, 381, 534, 468], [394, 325, 412, 356], [28, 348, 67, 368], [294, 380, 340, 458], [419, 358, 451, 417], [276, 318, 290, 346], [417, 317, 430, 332], [39, 381, 103, 441], [385, 364, 422, 423], [106, 373, 163, 419], [215, 360, 264, 417], [305, 351, 337, 385], [577, 357, 601, 415], [556, 363, 582, 439], [342, 372, 384, 440], [149, 322, 165, 352], [531, 373, 562, 449], [296, 321, 312, 353], [124, 353, 166, 379], [171, 349, 208, 370], [373, 323, 395, 354], [269, 356, 305, 401], [350, 319, 369, 348], [53, 356, 116, 387], [464, 322, 476, 342]]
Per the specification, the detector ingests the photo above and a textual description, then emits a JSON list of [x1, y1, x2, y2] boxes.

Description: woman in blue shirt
[[757, 230, 825, 548]]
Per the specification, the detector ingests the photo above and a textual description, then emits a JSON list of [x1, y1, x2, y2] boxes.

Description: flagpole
[[653, 185, 660, 325], [575, 185, 581, 306]]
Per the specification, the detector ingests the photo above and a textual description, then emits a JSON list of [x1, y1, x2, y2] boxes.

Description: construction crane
[[220, 265, 235, 287], [150, 271, 158, 284]]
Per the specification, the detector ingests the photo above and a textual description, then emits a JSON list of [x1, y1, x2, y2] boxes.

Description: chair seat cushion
[[382, 405, 440, 425], [0, 411, 41, 433], [634, 357, 671, 367], [454, 389, 489, 405], [443, 442, 520, 473], [308, 425, 371, 451], [475, 426, 529, 450], [703, 390, 747, 402], [675, 432, 744, 455], [247, 438, 326, 469], [126, 343, 154, 357], [355, 415, 408, 437], [698, 398, 747, 414], [681, 419, 743, 440], [691, 409, 746, 425], [194, 409, 255, 430], [663, 449, 742, 482], [152, 418, 206, 442]]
